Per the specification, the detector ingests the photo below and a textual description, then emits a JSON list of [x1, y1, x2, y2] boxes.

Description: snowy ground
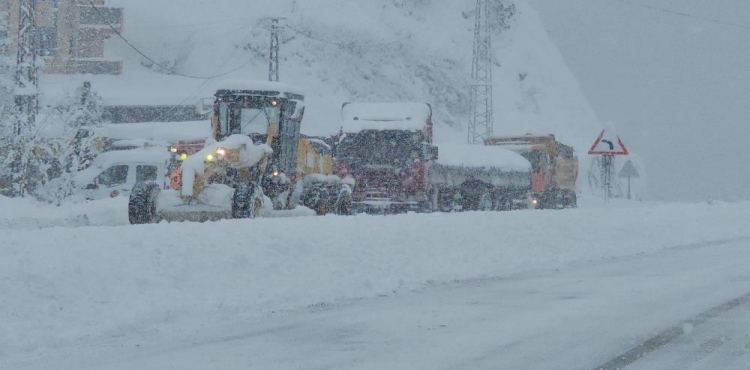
[[1, 195, 750, 369]]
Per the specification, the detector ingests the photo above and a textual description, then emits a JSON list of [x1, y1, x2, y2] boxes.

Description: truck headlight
[[216, 147, 227, 158], [205, 154, 214, 162]]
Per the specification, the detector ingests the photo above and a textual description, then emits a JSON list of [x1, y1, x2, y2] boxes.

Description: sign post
[[588, 129, 630, 202], [618, 160, 640, 200]]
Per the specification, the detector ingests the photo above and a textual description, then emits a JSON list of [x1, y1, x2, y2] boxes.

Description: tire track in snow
[[594, 254, 750, 370]]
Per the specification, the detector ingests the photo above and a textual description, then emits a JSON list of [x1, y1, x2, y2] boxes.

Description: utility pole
[[266, 17, 285, 82], [14, 0, 38, 135], [602, 155, 613, 202], [11, 0, 38, 197], [467, 0, 494, 144]]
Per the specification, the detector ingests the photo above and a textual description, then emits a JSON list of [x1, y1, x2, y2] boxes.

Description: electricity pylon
[[467, 0, 494, 144]]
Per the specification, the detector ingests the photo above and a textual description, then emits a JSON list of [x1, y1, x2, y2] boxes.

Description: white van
[[75, 149, 170, 200]]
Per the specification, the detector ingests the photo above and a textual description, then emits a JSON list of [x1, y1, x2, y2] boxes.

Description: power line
[[85, 0, 253, 80], [613, 0, 750, 31], [286, 20, 442, 51], [285, 24, 348, 47], [154, 28, 260, 122]]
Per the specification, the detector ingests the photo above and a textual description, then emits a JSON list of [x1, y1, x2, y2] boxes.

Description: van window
[[97, 165, 129, 187], [136, 165, 158, 182]]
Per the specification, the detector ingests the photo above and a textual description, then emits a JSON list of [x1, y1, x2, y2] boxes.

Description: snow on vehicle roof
[[92, 121, 211, 144], [213, 80, 305, 97], [341, 102, 431, 134], [306, 138, 332, 151], [435, 143, 531, 172], [92, 148, 171, 166], [490, 143, 536, 153]]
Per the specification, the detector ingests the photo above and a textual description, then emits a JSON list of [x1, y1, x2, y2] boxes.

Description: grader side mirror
[[289, 100, 305, 120], [195, 97, 213, 116]]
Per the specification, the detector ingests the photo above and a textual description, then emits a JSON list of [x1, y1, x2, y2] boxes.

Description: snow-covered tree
[[0, 83, 104, 202], [488, 0, 516, 32], [36, 84, 104, 203]]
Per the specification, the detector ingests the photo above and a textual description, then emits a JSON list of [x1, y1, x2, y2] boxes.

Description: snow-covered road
[[6, 234, 750, 370], [2, 198, 750, 369]]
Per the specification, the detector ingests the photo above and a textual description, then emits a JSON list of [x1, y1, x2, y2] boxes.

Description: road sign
[[618, 160, 640, 179], [588, 129, 629, 156]]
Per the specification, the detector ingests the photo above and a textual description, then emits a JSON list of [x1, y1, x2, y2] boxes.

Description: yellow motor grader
[[128, 80, 353, 224]]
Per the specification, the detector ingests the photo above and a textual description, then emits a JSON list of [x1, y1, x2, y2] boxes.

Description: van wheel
[[129, 182, 159, 224]]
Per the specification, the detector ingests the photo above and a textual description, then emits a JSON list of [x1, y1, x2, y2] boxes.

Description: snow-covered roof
[[92, 149, 171, 166], [94, 121, 211, 143], [212, 80, 305, 97], [435, 144, 531, 172], [340, 103, 431, 134]]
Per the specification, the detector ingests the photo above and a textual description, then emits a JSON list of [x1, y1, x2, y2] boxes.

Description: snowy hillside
[[34, 0, 654, 196], [44, 1, 602, 145]]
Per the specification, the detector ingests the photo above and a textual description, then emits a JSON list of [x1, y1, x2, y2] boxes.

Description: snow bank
[[2, 199, 750, 355], [341, 103, 430, 134], [435, 143, 531, 172], [0, 196, 128, 230]]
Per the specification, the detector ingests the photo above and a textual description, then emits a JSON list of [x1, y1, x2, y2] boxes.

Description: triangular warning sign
[[618, 160, 640, 179], [588, 129, 629, 156]]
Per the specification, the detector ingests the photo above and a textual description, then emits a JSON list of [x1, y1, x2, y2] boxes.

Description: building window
[[37, 26, 57, 57], [79, 7, 122, 26]]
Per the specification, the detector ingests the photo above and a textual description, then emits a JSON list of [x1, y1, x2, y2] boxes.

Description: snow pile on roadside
[[0, 196, 128, 229], [2, 200, 749, 354]]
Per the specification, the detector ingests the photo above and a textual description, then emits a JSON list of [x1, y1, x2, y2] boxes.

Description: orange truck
[[484, 134, 578, 209]]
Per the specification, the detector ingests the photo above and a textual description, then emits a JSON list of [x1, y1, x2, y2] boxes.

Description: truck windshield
[[218, 98, 280, 137], [521, 151, 543, 173], [338, 130, 423, 167]]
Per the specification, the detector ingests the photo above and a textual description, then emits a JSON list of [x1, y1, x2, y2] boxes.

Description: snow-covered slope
[[39, 0, 644, 195], [44, 1, 602, 145]]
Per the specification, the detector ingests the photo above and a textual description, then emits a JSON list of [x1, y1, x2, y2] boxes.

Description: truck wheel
[[479, 191, 493, 211], [129, 182, 159, 225], [314, 194, 330, 215], [335, 192, 352, 215], [232, 184, 257, 219]]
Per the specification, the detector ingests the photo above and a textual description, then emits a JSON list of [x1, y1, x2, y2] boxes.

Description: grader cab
[[128, 80, 352, 224]]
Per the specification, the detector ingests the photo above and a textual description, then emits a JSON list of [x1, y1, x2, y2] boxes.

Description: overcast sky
[[527, 0, 750, 202]]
